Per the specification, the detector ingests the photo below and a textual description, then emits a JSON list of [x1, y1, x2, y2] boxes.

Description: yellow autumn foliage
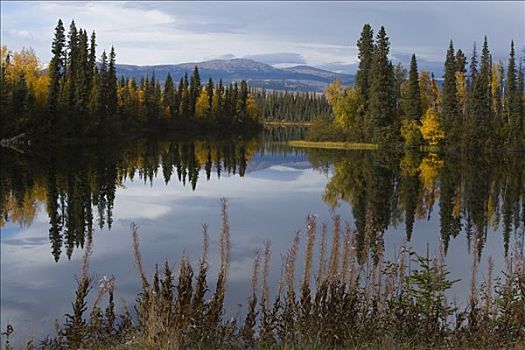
[[195, 89, 210, 119], [420, 108, 444, 146], [419, 153, 443, 193]]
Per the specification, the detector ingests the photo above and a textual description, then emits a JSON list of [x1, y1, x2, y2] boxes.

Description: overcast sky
[[1, 1, 523, 74]]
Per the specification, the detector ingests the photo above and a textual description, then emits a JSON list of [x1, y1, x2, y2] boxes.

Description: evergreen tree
[[355, 24, 374, 103], [505, 41, 523, 143], [368, 26, 397, 142], [469, 37, 492, 146], [76, 29, 90, 115], [66, 20, 79, 110], [518, 63, 524, 132], [181, 72, 190, 117], [88, 31, 96, 85], [48, 19, 66, 115], [95, 50, 108, 120], [456, 49, 467, 73], [441, 41, 459, 142], [106, 46, 117, 116], [163, 73, 175, 117], [189, 66, 201, 116], [406, 54, 422, 121], [206, 77, 214, 115], [468, 42, 478, 90]]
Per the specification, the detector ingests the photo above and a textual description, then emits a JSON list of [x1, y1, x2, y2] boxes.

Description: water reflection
[[308, 149, 524, 261], [1, 136, 524, 263], [1, 137, 259, 261]]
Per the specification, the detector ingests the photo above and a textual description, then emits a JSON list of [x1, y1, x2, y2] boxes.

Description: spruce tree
[[368, 26, 397, 142], [88, 31, 96, 84], [518, 63, 524, 133], [96, 50, 108, 121], [441, 40, 459, 141], [66, 20, 79, 110], [470, 36, 492, 146], [456, 49, 467, 73], [48, 19, 66, 115], [406, 54, 422, 121], [207, 77, 214, 114], [468, 42, 478, 90], [355, 24, 374, 103], [505, 41, 523, 143], [76, 29, 90, 114], [107, 46, 118, 115], [163, 73, 175, 117]]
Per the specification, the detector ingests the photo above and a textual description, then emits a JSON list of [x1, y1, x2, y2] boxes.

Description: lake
[[1, 127, 523, 344]]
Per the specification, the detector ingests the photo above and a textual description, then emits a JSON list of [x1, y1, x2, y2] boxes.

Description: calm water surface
[[1, 128, 523, 343]]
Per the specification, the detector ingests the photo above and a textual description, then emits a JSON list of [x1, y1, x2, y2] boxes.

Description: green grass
[[289, 140, 379, 150], [264, 120, 313, 126]]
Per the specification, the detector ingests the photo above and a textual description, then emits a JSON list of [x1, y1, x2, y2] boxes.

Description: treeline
[[0, 19, 261, 140], [320, 24, 525, 150], [253, 89, 332, 122]]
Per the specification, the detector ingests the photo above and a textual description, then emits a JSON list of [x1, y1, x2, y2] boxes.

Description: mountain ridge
[[115, 58, 354, 92]]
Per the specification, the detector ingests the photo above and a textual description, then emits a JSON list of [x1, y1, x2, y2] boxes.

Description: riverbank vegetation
[[3, 200, 523, 349], [1, 19, 261, 141], [316, 25, 524, 151], [289, 140, 378, 150]]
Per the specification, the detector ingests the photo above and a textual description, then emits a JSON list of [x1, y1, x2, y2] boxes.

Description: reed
[[18, 203, 523, 350]]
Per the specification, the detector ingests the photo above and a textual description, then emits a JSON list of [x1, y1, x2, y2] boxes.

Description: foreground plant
[[5, 199, 522, 349]]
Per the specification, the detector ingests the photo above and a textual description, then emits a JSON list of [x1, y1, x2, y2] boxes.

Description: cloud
[[1, 1, 523, 69]]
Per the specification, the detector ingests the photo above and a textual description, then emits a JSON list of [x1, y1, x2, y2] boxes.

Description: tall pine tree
[[368, 26, 397, 142], [406, 54, 422, 121], [441, 40, 459, 143], [355, 24, 374, 103], [48, 19, 66, 116]]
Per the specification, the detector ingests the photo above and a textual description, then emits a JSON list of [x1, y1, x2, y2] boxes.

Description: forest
[[312, 25, 525, 151], [253, 89, 332, 122], [0, 19, 261, 140]]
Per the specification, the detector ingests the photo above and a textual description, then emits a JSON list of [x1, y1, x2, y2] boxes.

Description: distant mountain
[[115, 58, 354, 92]]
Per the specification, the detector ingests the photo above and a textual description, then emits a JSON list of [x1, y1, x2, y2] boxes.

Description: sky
[[1, 1, 524, 74]]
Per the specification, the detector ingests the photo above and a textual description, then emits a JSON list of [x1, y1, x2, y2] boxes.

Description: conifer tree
[[469, 36, 492, 146], [368, 26, 397, 142], [441, 41, 459, 142], [107, 46, 117, 115], [505, 41, 523, 143], [456, 49, 467, 73], [163, 73, 175, 117], [48, 19, 66, 115], [76, 29, 90, 114], [468, 42, 478, 90], [189, 66, 201, 116], [88, 31, 96, 85], [95, 50, 108, 120], [206, 77, 214, 114], [406, 54, 422, 121], [355, 24, 374, 103], [66, 20, 79, 110]]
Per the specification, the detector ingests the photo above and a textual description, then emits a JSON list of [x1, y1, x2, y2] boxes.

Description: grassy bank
[[289, 140, 379, 150], [264, 120, 313, 126], [4, 200, 524, 349]]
